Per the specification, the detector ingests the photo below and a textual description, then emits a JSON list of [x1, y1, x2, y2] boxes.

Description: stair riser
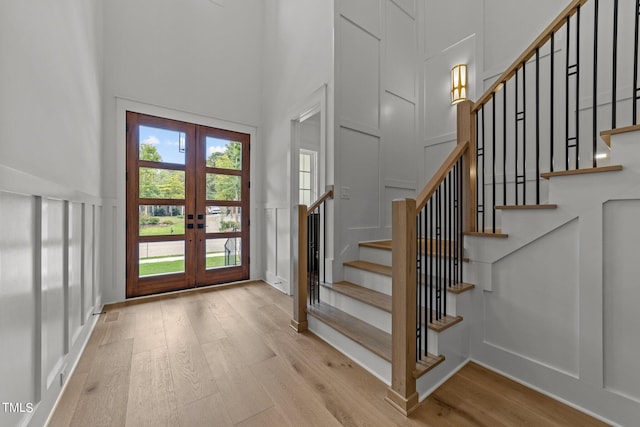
[[319, 286, 392, 334], [359, 246, 391, 265], [307, 315, 392, 385], [344, 267, 392, 295]]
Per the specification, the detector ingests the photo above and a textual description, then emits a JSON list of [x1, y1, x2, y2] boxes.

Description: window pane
[[300, 172, 310, 189], [205, 206, 241, 233], [138, 206, 185, 236], [139, 241, 185, 277], [206, 173, 241, 201], [139, 168, 185, 199], [206, 138, 242, 170], [205, 238, 241, 270], [139, 125, 186, 165], [300, 153, 311, 171]]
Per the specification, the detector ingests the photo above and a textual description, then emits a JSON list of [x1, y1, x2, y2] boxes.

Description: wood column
[[291, 204, 308, 332], [457, 100, 477, 233], [385, 198, 418, 415]]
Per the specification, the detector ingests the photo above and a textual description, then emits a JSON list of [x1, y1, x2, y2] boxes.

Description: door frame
[[289, 84, 331, 295], [113, 98, 257, 302]]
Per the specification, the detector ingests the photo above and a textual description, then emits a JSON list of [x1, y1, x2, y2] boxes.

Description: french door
[[126, 112, 250, 297]]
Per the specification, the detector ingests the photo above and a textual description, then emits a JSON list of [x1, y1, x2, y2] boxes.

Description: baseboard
[[470, 358, 620, 427]]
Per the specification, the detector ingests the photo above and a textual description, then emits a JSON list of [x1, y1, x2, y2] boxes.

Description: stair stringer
[[463, 130, 640, 427]]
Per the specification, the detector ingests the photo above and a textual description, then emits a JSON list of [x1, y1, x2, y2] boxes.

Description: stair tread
[[324, 281, 392, 312], [414, 354, 446, 379], [359, 240, 392, 250], [420, 308, 463, 332], [540, 165, 623, 179], [495, 204, 557, 210], [344, 260, 392, 276], [360, 239, 469, 262], [448, 282, 476, 294], [464, 231, 509, 238], [307, 302, 391, 362], [600, 124, 640, 146]]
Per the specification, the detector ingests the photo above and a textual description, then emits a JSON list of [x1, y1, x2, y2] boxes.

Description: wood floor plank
[[68, 339, 133, 427], [132, 303, 166, 355], [49, 281, 608, 427], [234, 406, 291, 427], [251, 356, 343, 427], [125, 349, 179, 427], [46, 373, 88, 427], [162, 302, 219, 406], [214, 368, 275, 425], [100, 311, 136, 346], [177, 393, 233, 427]]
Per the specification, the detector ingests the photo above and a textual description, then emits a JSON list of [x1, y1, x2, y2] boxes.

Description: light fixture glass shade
[[451, 64, 468, 105]]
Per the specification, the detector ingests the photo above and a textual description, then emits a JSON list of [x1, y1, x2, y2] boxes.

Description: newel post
[[457, 100, 477, 233], [291, 204, 308, 332], [385, 198, 418, 415]]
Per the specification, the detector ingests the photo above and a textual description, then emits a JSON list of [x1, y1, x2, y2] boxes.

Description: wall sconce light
[[451, 64, 468, 105]]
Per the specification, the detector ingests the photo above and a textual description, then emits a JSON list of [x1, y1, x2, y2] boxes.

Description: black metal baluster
[[417, 211, 422, 361], [436, 187, 441, 320], [515, 68, 520, 204], [536, 48, 540, 204], [458, 157, 464, 285], [575, 6, 581, 170], [503, 81, 508, 206], [480, 106, 486, 231], [551, 32, 555, 172], [522, 61, 527, 204], [613, 0, 619, 129], [492, 93, 497, 231], [593, 0, 600, 167], [634, 0, 640, 125], [566, 15, 571, 170], [453, 163, 458, 289], [429, 199, 434, 325]]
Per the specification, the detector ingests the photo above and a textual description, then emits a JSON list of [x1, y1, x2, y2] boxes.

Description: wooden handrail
[[307, 186, 334, 214], [415, 141, 469, 211], [473, 0, 588, 111]]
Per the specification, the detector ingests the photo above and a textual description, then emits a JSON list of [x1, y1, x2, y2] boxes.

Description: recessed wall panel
[[68, 202, 83, 346], [42, 198, 66, 389], [604, 200, 640, 402], [340, 17, 380, 130], [0, 192, 37, 425], [382, 92, 416, 184], [486, 219, 579, 376], [340, 0, 381, 36], [340, 127, 380, 229], [276, 208, 290, 282], [385, 0, 416, 101], [83, 204, 94, 322]]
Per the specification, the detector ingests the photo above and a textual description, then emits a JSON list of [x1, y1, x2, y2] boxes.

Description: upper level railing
[[470, 0, 639, 232], [290, 186, 334, 332]]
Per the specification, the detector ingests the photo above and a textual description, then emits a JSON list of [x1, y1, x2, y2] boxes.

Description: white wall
[[332, 0, 420, 278], [0, 2, 104, 426], [261, 0, 334, 293], [101, 0, 264, 303]]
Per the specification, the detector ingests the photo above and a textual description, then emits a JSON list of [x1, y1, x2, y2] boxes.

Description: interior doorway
[[125, 112, 250, 297]]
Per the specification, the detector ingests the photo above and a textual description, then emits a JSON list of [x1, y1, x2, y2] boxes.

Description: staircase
[[292, 0, 640, 424]]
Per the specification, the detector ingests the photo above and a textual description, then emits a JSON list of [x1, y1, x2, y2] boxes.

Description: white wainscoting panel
[[603, 199, 640, 403], [42, 198, 66, 390], [68, 202, 83, 347], [339, 17, 380, 131], [0, 192, 38, 427], [486, 219, 580, 377], [340, 127, 381, 230], [385, 0, 416, 102]]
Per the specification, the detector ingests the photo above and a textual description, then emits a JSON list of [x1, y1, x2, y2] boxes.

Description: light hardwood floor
[[48, 281, 608, 427]]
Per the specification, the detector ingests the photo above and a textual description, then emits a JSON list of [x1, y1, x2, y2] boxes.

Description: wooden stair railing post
[[458, 100, 477, 233], [291, 204, 309, 332], [386, 198, 418, 415]]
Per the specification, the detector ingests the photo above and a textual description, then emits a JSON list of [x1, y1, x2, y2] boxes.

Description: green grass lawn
[[140, 216, 185, 236], [139, 255, 240, 277]]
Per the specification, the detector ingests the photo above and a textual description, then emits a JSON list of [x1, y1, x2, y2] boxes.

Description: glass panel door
[[126, 112, 250, 297]]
